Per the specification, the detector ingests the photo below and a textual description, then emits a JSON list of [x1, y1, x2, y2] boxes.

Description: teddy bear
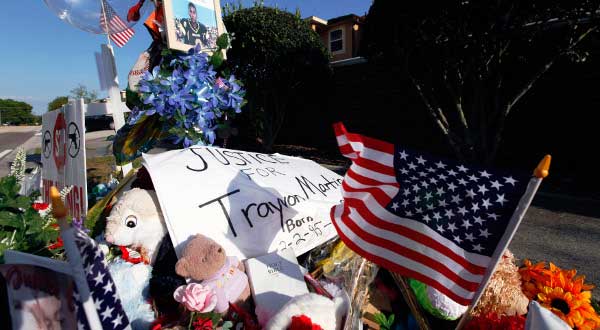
[[175, 234, 250, 313], [104, 188, 167, 265]]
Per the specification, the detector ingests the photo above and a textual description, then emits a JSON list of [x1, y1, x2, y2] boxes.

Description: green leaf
[[210, 51, 224, 69], [373, 313, 386, 326], [216, 33, 230, 49], [0, 211, 22, 229]]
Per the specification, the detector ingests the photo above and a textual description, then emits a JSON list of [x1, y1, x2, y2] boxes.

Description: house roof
[[327, 14, 365, 25]]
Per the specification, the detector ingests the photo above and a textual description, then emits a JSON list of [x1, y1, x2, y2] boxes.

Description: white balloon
[[43, 0, 153, 34]]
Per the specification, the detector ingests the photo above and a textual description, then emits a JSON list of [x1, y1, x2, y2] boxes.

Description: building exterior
[[307, 14, 366, 63]]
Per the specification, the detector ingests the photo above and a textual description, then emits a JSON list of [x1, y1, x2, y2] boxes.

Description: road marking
[[0, 149, 13, 159]]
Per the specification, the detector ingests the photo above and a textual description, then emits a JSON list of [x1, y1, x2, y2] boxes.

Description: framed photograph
[[163, 0, 225, 53]]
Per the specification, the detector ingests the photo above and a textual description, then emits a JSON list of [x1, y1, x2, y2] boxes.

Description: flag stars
[[424, 192, 433, 200], [402, 199, 410, 207], [481, 199, 492, 209], [468, 174, 479, 182], [100, 306, 114, 321], [412, 184, 421, 192], [429, 177, 438, 184], [457, 165, 468, 172], [453, 235, 463, 244], [427, 167, 436, 173], [103, 281, 114, 295], [405, 210, 414, 217], [426, 204, 434, 210], [413, 196, 421, 204], [415, 207, 423, 214], [447, 182, 457, 191], [491, 180, 503, 190], [447, 223, 458, 232], [461, 219, 472, 230], [466, 189, 476, 199], [391, 202, 399, 211], [422, 215, 431, 223], [444, 209, 455, 218], [410, 175, 419, 181], [479, 229, 491, 238], [451, 195, 462, 204], [473, 244, 484, 253], [433, 212, 442, 221], [457, 206, 468, 216], [94, 298, 103, 310], [398, 150, 408, 159], [438, 173, 448, 181], [419, 171, 428, 177], [504, 176, 517, 185], [400, 168, 409, 175], [439, 200, 448, 208], [93, 271, 105, 286], [436, 187, 445, 196], [448, 169, 458, 176], [487, 213, 499, 221], [437, 224, 445, 233], [403, 188, 411, 196], [471, 203, 480, 212], [478, 184, 489, 195], [112, 314, 124, 327], [436, 161, 446, 169], [465, 233, 475, 242], [480, 170, 491, 178], [421, 181, 429, 188], [408, 162, 417, 170], [416, 156, 427, 165], [496, 194, 508, 205], [458, 178, 468, 186], [473, 216, 485, 226]]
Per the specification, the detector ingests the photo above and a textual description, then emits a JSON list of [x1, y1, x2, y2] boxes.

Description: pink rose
[[173, 283, 217, 312]]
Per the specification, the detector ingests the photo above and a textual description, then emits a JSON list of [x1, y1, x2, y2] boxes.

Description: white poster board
[[143, 147, 343, 259], [41, 99, 87, 220]]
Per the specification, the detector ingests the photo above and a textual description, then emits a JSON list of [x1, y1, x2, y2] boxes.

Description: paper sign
[[41, 100, 87, 220], [142, 147, 343, 259]]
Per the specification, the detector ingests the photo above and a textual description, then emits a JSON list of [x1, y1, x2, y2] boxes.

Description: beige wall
[[318, 22, 354, 62]]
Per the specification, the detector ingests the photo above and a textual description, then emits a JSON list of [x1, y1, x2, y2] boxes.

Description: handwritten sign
[[41, 99, 87, 220], [142, 147, 343, 259]]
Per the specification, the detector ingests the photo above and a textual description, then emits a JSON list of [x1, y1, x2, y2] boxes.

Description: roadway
[[0, 126, 41, 177]]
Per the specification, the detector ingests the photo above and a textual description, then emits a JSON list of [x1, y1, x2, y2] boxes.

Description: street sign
[[41, 99, 87, 220]]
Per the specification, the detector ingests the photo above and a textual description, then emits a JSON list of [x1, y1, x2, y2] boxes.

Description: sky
[[0, 0, 370, 115]]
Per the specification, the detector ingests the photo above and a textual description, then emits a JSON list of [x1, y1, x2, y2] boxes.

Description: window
[[329, 28, 344, 53]]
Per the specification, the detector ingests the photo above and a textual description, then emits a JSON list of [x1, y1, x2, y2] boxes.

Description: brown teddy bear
[[175, 234, 250, 313]]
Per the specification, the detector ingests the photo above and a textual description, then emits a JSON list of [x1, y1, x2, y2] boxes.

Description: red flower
[[193, 317, 213, 330], [48, 237, 64, 250], [465, 313, 525, 330], [289, 315, 323, 330], [32, 202, 49, 211]]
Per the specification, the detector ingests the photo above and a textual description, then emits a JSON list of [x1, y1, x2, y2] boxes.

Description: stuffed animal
[[105, 188, 167, 264], [265, 293, 348, 330], [471, 250, 529, 316], [175, 234, 250, 313]]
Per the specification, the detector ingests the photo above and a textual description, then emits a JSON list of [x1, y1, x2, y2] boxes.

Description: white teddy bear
[[104, 188, 167, 264]]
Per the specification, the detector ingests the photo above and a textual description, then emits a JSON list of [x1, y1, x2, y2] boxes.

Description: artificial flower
[[464, 313, 525, 330], [173, 283, 217, 313], [289, 315, 323, 330], [537, 286, 600, 328], [130, 44, 245, 147], [192, 317, 213, 330]]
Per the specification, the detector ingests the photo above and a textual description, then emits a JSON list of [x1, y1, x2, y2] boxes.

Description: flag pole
[[50, 186, 104, 329], [390, 273, 432, 330], [454, 155, 551, 330], [100, 0, 112, 46]]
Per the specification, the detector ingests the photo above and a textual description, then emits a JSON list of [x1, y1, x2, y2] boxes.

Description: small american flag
[[100, 0, 135, 47], [69, 227, 130, 329], [331, 123, 537, 306]]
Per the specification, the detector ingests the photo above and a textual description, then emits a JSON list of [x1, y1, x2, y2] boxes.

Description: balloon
[[43, 0, 153, 35]]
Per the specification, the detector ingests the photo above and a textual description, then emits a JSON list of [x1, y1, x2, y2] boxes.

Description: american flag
[[69, 227, 130, 329], [100, 0, 135, 47], [330, 123, 536, 305]]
